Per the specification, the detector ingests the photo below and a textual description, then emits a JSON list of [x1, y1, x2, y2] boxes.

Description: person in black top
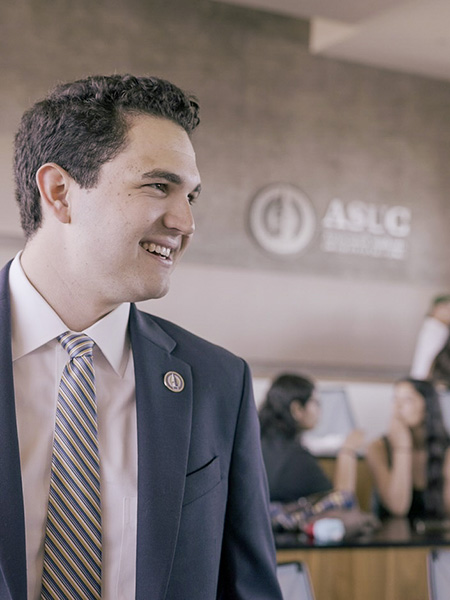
[[367, 378, 450, 520], [259, 373, 363, 503]]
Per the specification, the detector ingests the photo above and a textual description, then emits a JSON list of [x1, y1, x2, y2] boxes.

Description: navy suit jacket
[[0, 261, 282, 599]]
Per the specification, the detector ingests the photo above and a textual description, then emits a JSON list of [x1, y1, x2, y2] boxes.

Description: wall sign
[[249, 184, 412, 261], [248, 183, 316, 255], [321, 198, 412, 260]]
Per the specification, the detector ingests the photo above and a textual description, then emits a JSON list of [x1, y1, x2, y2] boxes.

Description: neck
[[411, 424, 427, 449], [20, 240, 117, 331]]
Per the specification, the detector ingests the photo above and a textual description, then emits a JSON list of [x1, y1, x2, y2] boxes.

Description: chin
[[139, 281, 171, 302]]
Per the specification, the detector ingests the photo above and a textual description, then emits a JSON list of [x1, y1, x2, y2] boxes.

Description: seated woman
[[259, 373, 364, 503], [366, 377, 450, 520]]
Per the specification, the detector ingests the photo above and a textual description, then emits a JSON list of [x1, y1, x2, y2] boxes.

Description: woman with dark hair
[[259, 373, 363, 503], [367, 378, 450, 519]]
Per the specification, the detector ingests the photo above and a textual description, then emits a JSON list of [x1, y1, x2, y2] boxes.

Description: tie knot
[[58, 331, 94, 359]]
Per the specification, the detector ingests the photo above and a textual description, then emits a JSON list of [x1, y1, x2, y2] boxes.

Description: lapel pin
[[164, 371, 185, 393]]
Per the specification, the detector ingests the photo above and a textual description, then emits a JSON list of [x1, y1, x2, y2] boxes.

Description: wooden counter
[[276, 518, 450, 600]]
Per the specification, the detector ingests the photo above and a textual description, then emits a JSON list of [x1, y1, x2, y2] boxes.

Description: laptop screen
[[277, 562, 315, 600], [302, 387, 356, 456]]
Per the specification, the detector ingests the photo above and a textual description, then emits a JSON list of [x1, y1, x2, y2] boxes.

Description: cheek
[[403, 403, 423, 425], [394, 403, 410, 423], [308, 408, 319, 427], [416, 405, 426, 423]]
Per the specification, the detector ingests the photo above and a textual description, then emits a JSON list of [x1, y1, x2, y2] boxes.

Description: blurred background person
[[411, 295, 450, 386], [259, 373, 364, 503], [367, 378, 450, 519]]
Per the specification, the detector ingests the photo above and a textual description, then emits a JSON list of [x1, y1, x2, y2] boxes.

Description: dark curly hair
[[14, 74, 200, 239], [402, 378, 450, 518], [259, 373, 315, 440]]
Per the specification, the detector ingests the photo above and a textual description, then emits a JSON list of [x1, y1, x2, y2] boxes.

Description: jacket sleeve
[[217, 361, 283, 599]]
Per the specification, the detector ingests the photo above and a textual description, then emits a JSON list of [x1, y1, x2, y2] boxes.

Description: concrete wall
[[1, 0, 450, 380]]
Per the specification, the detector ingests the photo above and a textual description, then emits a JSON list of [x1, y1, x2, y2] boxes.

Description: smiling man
[[0, 75, 282, 600]]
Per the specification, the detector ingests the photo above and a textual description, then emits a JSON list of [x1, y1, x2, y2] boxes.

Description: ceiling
[[211, 0, 450, 82]]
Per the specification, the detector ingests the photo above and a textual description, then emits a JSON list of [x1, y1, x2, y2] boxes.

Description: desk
[[276, 519, 450, 600]]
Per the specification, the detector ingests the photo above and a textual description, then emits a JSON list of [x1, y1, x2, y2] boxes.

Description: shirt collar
[[9, 252, 130, 376], [85, 305, 131, 376]]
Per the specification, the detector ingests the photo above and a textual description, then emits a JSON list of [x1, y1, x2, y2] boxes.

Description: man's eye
[[142, 183, 166, 192]]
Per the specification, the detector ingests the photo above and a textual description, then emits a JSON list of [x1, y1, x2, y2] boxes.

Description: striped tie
[[41, 332, 102, 600]]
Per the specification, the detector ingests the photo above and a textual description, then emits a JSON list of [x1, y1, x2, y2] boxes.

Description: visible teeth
[[141, 242, 171, 258]]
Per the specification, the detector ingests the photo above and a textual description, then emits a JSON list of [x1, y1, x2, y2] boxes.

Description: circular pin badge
[[163, 371, 185, 393]]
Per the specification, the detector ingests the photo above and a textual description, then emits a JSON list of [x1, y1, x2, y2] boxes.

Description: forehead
[[98, 113, 201, 187], [395, 382, 422, 399], [125, 113, 196, 159], [95, 113, 201, 191]]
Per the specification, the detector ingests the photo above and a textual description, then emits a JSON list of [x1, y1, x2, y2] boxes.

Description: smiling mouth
[[140, 242, 172, 259]]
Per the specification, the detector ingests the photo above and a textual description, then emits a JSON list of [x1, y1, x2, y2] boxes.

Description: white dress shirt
[[9, 253, 137, 600], [410, 316, 450, 380]]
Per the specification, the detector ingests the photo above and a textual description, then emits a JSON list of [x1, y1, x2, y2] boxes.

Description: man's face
[[65, 114, 201, 311]]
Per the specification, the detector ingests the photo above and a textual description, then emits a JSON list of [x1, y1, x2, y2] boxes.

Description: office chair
[[427, 549, 450, 600], [276, 561, 316, 600]]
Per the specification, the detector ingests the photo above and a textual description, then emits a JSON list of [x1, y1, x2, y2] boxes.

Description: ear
[[35, 163, 72, 224]]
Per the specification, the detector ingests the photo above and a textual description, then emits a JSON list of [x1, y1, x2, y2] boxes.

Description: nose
[[163, 194, 195, 236]]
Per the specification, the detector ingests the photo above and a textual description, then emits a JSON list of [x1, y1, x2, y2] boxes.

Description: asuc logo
[[248, 183, 412, 261], [248, 183, 316, 256]]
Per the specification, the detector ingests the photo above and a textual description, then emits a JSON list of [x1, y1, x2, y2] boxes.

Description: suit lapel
[[129, 306, 193, 600], [0, 262, 27, 600]]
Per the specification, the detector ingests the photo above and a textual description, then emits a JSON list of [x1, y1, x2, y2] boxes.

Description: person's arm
[[334, 430, 365, 492], [366, 418, 413, 516], [219, 362, 283, 600], [410, 317, 449, 379]]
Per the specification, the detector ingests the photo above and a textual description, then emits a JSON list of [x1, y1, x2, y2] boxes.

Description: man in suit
[[1, 74, 282, 599]]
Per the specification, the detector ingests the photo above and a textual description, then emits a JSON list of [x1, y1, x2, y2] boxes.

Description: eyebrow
[[141, 169, 202, 194]]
